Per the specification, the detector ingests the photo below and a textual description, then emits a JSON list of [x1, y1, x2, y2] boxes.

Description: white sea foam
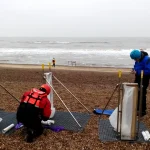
[[0, 37, 150, 68], [0, 48, 136, 68]]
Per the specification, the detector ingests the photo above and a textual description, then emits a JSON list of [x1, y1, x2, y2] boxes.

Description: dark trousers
[[52, 63, 55, 67], [17, 104, 44, 138], [135, 75, 150, 112], [24, 117, 43, 137]]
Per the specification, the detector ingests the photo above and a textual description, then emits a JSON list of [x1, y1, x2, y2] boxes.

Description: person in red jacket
[[16, 84, 51, 143]]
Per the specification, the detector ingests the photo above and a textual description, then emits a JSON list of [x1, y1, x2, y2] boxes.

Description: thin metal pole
[[0, 84, 20, 103], [43, 76, 82, 128], [98, 84, 118, 120], [53, 75, 91, 113]]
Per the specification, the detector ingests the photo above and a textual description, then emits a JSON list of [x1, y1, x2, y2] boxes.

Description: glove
[[41, 120, 55, 125], [15, 122, 24, 129]]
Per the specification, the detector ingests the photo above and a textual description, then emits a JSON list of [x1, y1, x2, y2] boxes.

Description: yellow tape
[[118, 70, 122, 78]]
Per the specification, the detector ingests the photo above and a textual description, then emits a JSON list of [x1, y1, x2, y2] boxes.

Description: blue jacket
[[134, 53, 150, 75]]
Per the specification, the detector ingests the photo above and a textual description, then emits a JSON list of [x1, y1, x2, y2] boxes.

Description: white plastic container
[[2, 124, 15, 134]]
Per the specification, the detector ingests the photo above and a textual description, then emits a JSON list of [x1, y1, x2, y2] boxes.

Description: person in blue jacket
[[130, 49, 150, 116]]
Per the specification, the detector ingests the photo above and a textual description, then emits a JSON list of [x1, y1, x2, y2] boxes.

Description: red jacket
[[21, 90, 51, 119]]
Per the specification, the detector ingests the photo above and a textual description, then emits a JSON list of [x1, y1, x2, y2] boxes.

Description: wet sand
[[0, 63, 131, 72]]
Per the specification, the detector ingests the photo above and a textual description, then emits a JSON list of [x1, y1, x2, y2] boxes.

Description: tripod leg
[[98, 84, 119, 120]]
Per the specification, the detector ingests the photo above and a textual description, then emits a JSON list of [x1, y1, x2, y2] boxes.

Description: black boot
[[26, 129, 34, 143]]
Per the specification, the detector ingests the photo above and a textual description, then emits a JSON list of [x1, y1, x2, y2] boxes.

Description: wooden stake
[[117, 70, 122, 139], [42, 64, 45, 75], [137, 70, 144, 138]]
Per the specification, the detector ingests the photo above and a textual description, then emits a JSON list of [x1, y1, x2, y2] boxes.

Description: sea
[[0, 37, 150, 68]]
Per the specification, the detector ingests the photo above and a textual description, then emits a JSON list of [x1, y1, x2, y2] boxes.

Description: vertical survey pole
[[42, 64, 45, 75], [116, 70, 122, 139], [137, 70, 143, 137]]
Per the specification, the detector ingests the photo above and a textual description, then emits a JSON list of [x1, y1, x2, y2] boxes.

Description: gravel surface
[[0, 67, 150, 150]]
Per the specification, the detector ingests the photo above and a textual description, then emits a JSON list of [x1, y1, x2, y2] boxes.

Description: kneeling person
[[16, 84, 51, 143]]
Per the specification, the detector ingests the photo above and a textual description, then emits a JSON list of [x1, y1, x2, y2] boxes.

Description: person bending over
[[130, 49, 150, 116], [16, 84, 51, 143]]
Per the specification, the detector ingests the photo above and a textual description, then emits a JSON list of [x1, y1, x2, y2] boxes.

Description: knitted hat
[[130, 49, 141, 59]]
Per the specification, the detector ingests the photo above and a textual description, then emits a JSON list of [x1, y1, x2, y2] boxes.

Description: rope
[[98, 84, 119, 120], [0, 84, 20, 103], [53, 75, 91, 114], [43, 76, 82, 128]]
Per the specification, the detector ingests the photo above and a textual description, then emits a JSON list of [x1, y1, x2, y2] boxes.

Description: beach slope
[[0, 65, 149, 149]]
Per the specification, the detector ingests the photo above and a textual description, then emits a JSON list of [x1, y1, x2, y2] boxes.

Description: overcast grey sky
[[0, 0, 150, 37]]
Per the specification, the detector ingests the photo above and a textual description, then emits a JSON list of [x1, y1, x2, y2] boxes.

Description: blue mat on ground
[[99, 119, 150, 143], [0, 110, 91, 134], [93, 109, 114, 115]]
